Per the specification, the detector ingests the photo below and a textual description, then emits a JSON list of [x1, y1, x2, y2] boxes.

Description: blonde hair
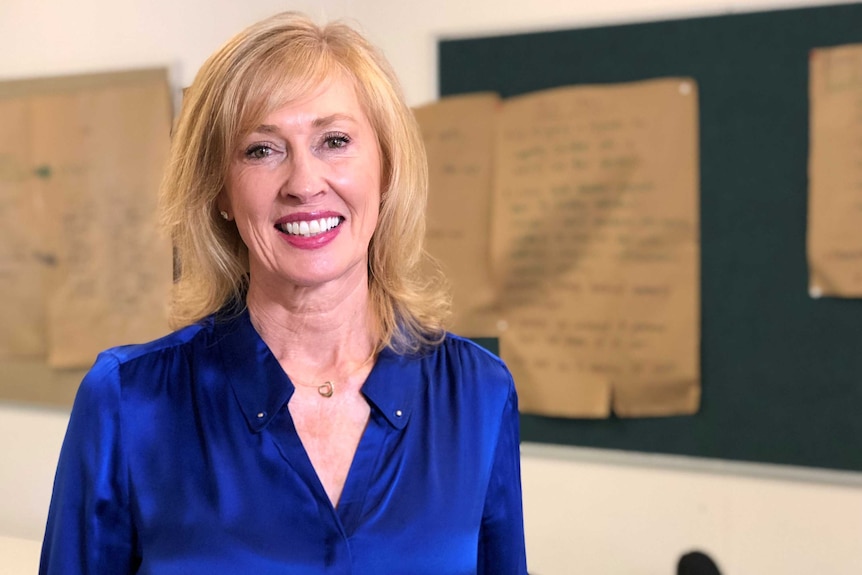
[[160, 11, 449, 353]]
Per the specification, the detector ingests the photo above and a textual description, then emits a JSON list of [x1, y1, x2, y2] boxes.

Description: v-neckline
[[269, 401, 391, 533], [216, 309, 425, 531]]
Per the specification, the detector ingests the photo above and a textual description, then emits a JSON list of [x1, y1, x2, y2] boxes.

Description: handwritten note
[[0, 99, 47, 358], [417, 78, 700, 418], [494, 79, 700, 417], [414, 93, 500, 336], [808, 44, 862, 297], [0, 69, 173, 374]]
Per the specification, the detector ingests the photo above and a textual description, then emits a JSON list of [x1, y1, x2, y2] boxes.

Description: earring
[[219, 211, 230, 221]]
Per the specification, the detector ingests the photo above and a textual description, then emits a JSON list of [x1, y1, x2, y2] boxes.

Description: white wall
[[521, 444, 862, 574], [2, 0, 862, 573]]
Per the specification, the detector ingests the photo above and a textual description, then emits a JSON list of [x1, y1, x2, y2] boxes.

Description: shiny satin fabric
[[40, 310, 527, 574]]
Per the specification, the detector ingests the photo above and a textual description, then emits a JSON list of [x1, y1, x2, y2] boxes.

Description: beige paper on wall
[[808, 44, 862, 297], [0, 99, 47, 358], [418, 78, 700, 418], [0, 69, 173, 371], [495, 79, 700, 418], [414, 93, 500, 336]]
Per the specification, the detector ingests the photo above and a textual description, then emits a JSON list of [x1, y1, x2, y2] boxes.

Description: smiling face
[[220, 75, 382, 295]]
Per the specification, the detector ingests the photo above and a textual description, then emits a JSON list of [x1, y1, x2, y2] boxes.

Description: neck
[[245, 273, 378, 371]]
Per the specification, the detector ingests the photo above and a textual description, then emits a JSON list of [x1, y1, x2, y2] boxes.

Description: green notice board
[[441, 4, 862, 472]]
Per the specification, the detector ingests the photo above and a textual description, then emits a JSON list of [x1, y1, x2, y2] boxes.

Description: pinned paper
[[808, 44, 862, 297], [417, 78, 700, 418], [0, 69, 173, 376]]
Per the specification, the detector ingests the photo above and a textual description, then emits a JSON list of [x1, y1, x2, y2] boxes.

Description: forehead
[[264, 75, 368, 125], [239, 65, 372, 134]]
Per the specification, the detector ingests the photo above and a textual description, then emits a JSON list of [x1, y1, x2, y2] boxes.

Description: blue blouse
[[40, 310, 527, 574]]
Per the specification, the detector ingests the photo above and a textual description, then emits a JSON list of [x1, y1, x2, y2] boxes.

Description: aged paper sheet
[[0, 69, 173, 375], [414, 93, 500, 336], [808, 44, 862, 297], [0, 98, 47, 358], [419, 79, 700, 418], [39, 72, 173, 367], [494, 79, 700, 417]]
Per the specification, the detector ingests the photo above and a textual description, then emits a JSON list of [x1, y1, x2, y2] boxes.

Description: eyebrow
[[253, 114, 358, 135], [313, 113, 357, 128]]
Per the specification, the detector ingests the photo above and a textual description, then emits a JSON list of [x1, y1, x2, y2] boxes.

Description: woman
[[40, 11, 526, 575]]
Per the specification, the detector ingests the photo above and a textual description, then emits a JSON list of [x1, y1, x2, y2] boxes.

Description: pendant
[[317, 381, 334, 398]]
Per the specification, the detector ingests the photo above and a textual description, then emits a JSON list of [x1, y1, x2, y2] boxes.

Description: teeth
[[281, 217, 340, 237]]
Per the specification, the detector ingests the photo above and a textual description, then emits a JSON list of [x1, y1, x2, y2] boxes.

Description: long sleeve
[[40, 352, 138, 574], [38, 319, 529, 574], [477, 379, 528, 574]]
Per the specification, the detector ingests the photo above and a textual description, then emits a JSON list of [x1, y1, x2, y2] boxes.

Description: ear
[[216, 189, 231, 215]]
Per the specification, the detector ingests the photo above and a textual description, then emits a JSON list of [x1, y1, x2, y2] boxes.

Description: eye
[[323, 131, 351, 149], [244, 144, 274, 160]]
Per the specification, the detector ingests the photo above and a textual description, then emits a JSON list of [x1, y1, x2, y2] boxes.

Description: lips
[[274, 212, 344, 249], [277, 216, 343, 237]]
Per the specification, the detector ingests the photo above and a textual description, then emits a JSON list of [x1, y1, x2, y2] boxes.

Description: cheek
[[224, 165, 273, 212], [225, 182, 267, 220]]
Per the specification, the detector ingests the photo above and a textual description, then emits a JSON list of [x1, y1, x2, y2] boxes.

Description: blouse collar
[[214, 309, 423, 433]]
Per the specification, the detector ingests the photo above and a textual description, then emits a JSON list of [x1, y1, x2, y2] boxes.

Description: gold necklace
[[290, 352, 377, 398]]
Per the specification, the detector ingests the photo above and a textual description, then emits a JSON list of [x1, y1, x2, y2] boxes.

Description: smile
[[277, 217, 343, 237]]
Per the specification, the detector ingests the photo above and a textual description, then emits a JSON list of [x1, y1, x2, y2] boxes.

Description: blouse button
[[256, 411, 266, 419], [394, 410, 403, 418]]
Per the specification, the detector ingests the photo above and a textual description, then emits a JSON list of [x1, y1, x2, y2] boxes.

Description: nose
[[281, 148, 326, 202]]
